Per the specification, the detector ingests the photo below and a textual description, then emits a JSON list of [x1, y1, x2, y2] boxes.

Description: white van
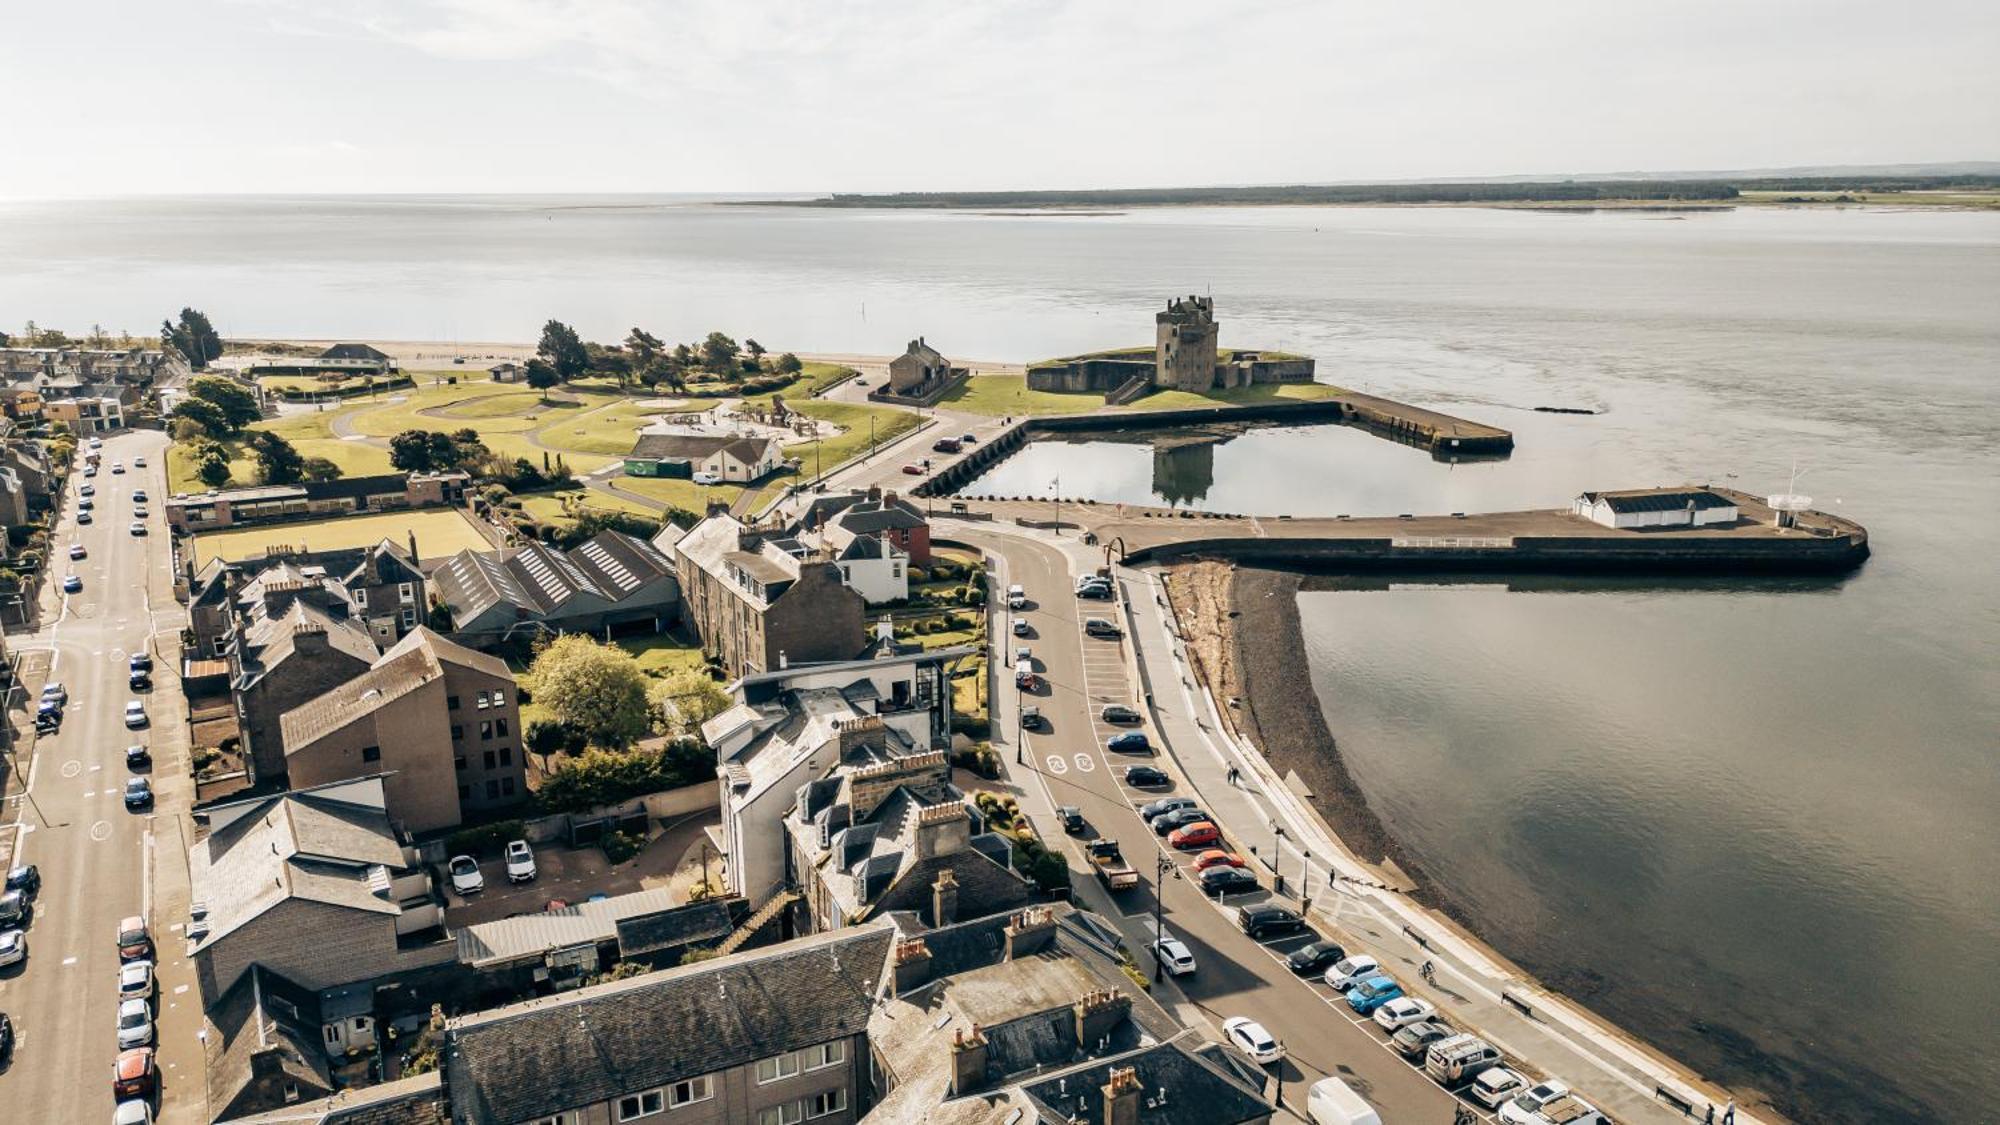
[[1306, 1077, 1382, 1125], [1006, 584, 1026, 609]]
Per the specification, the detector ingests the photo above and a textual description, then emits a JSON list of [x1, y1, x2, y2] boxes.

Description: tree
[[0, 329, 9, 347], [671, 343, 695, 371], [655, 670, 731, 737], [247, 431, 305, 485], [775, 352, 803, 375], [624, 328, 664, 373], [389, 429, 439, 472], [699, 332, 738, 373], [186, 375, 261, 433], [523, 358, 560, 402], [194, 444, 233, 488], [527, 635, 654, 748], [536, 319, 588, 380], [744, 338, 766, 360], [171, 396, 230, 437], [162, 308, 223, 369], [300, 456, 343, 482]]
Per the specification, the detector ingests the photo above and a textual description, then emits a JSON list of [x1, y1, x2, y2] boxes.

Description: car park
[[1372, 996, 1437, 1031], [0, 929, 24, 969], [126, 745, 151, 769], [1191, 849, 1245, 873], [0, 889, 29, 928], [124, 700, 147, 728], [1149, 806, 1209, 835], [5, 865, 39, 896], [1150, 936, 1197, 977], [117, 917, 152, 961], [1139, 796, 1195, 820], [123, 777, 153, 809], [1345, 974, 1405, 1015], [448, 855, 485, 894], [69, 543, 87, 559], [1083, 617, 1121, 637], [114, 1047, 158, 1100], [1099, 703, 1141, 724], [1236, 903, 1307, 939], [1199, 865, 1259, 896], [504, 840, 537, 883], [1055, 806, 1087, 834], [1324, 954, 1382, 992], [1392, 1020, 1456, 1061], [1167, 821, 1219, 849], [118, 959, 155, 1002], [116, 997, 154, 1048], [1469, 1067, 1530, 1109], [1106, 731, 1151, 754], [1122, 765, 1169, 788], [1285, 938, 1347, 975], [1221, 1016, 1285, 1064], [115, 1099, 157, 1125]]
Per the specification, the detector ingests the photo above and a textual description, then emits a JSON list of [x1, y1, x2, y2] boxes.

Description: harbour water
[[3, 196, 1996, 1121]]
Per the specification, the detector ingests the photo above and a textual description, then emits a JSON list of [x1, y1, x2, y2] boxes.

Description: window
[[806, 1041, 845, 1071], [757, 1051, 801, 1084], [529, 1115, 575, 1125], [402, 608, 416, 628], [668, 1076, 713, 1107], [891, 564, 902, 579], [497, 718, 510, 737], [757, 1102, 805, 1125], [616, 1090, 664, 1121], [451, 725, 464, 741], [808, 1089, 846, 1119], [454, 756, 466, 772], [498, 746, 513, 766], [361, 745, 381, 763], [323, 1026, 339, 1045], [476, 690, 490, 710], [447, 695, 460, 711], [353, 588, 368, 608], [457, 784, 469, 800], [485, 779, 500, 799], [399, 582, 415, 604], [483, 750, 496, 770], [501, 776, 516, 797]]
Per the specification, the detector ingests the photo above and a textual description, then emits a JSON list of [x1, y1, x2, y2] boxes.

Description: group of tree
[[526, 634, 656, 749], [171, 375, 261, 438], [388, 427, 487, 472], [161, 307, 223, 370], [527, 318, 803, 397]]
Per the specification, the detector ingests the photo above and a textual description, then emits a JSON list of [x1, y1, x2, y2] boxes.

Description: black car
[[1099, 704, 1141, 725], [3, 866, 38, 897], [1285, 939, 1347, 975], [0, 889, 28, 928], [1076, 584, 1113, 600], [0, 1011, 12, 1062], [1139, 795, 1195, 820], [129, 653, 153, 673], [1055, 806, 1087, 835], [1236, 903, 1308, 940], [1123, 766, 1169, 788], [123, 777, 153, 809], [128, 671, 152, 691], [1200, 865, 1259, 896], [126, 745, 151, 769], [1150, 807, 1209, 836]]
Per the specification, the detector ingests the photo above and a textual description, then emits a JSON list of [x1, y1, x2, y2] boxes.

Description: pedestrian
[[1225, 765, 1239, 785], [1723, 1100, 1735, 1125], [1704, 1106, 1715, 1125]]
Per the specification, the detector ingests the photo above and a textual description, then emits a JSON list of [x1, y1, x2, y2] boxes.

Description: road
[[0, 429, 200, 1123]]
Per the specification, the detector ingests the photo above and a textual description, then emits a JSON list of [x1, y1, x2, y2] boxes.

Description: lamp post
[[1300, 850, 1311, 912], [1153, 852, 1177, 982], [1271, 822, 1286, 895]]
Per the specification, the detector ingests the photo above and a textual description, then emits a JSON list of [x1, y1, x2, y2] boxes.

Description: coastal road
[[0, 430, 196, 1123], [959, 527, 1464, 1121]]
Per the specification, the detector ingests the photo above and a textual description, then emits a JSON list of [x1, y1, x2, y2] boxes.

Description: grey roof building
[[216, 1072, 446, 1125], [205, 965, 336, 1122], [432, 530, 680, 648], [454, 890, 731, 976]]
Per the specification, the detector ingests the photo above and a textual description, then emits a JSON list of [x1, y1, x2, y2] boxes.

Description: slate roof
[[628, 432, 779, 463], [1017, 1035, 1274, 1125], [235, 600, 380, 692], [320, 343, 393, 361], [615, 899, 733, 957], [433, 533, 677, 638], [443, 924, 894, 1125], [206, 965, 333, 1120], [453, 889, 727, 968], [191, 786, 409, 955], [216, 1072, 446, 1125], [837, 534, 900, 561], [796, 490, 927, 537], [1578, 487, 1736, 514], [280, 644, 439, 751], [304, 473, 412, 503]]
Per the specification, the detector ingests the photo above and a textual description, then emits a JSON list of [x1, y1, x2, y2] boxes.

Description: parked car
[[117, 916, 151, 961], [1076, 583, 1113, 600], [1498, 1080, 1605, 1125], [0, 890, 30, 929], [116, 998, 154, 1049], [691, 470, 722, 485], [123, 701, 147, 728], [1199, 865, 1259, 896], [931, 437, 962, 454], [114, 1047, 159, 1100], [1424, 1035, 1504, 1088], [129, 652, 153, 673], [960, 433, 977, 444], [78, 497, 94, 510], [128, 670, 151, 691], [901, 464, 924, 476], [1236, 903, 1306, 939], [1055, 806, 1087, 834], [132, 489, 147, 502], [118, 959, 155, 1002], [1191, 849, 1246, 873], [1221, 1016, 1285, 1064], [1139, 796, 1195, 820], [125, 745, 150, 769], [1019, 705, 1045, 731], [110, 462, 124, 474], [1014, 645, 1033, 665], [41, 682, 67, 706], [1372, 996, 1437, 1031], [129, 521, 146, 536], [1099, 703, 1141, 724], [1122, 765, 1169, 788], [1285, 939, 1347, 975], [1345, 974, 1405, 1015], [62, 574, 83, 594], [69, 544, 86, 560], [80, 483, 96, 497], [1392, 1020, 1457, 1061], [0, 929, 24, 969], [114, 1099, 156, 1125], [76, 509, 92, 523], [448, 855, 485, 895], [1305, 1076, 1383, 1125], [133, 456, 146, 468], [1469, 1068, 1530, 1109], [5, 865, 40, 896], [1168, 821, 1219, 849], [1083, 617, 1122, 638], [123, 778, 152, 809], [1149, 807, 1209, 835], [1106, 731, 1151, 754], [504, 840, 537, 883], [1012, 618, 1031, 637], [1006, 584, 1026, 609], [82, 466, 97, 479], [1324, 954, 1381, 992], [0, 1011, 11, 1061], [132, 507, 148, 520], [1150, 936, 1197, 977]]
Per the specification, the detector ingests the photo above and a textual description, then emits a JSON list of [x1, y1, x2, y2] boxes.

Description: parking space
[[437, 825, 709, 927]]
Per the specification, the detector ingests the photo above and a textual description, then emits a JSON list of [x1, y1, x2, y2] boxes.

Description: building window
[[476, 690, 490, 710], [501, 776, 516, 797], [353, 588, 368, 608], [497, 718, 510, 737], [616, 1090, 665, 1121], [808, 1089, 846, 1119], [891, 564, 902, 579], [498, 745, 513, 766], [447, 695, 460, 711], [758, 1102, 805, 1125], [480, 721, 493, 740], [457, 784, 469, 800], [485, 779, 500, 799], [452, 725, 464, 740], [361, 745, 381, 763], [668, 1076, 712, 1107], [399, 582, 415, 604], [806, 1041, 845, 1071], [454, 756, 466, 772], [483, 750, 496, 770], [402, 608, 416, 628], [529, 1115, 576, 1125], [756, 1051, 801, 1084]]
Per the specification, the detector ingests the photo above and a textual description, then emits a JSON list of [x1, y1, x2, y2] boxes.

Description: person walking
[[1704, 1105, 1715, 1125], [1723, 1100, 1736, 1125], [1420, 959, 1436, 983], [1225, 765, 1240, 785]]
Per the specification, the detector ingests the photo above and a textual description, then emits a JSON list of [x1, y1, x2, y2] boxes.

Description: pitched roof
[[206, 965, 333, 1119], [433, 534, 677, 638], [567, 530, 676, 598], [215, 1072, 446, 1125], [1017, 1035, 1274, 1125], [235, 600, 380, 692], [628, 431, 779, 463], [1578, 487, 1736, 514], [319, 343, 392, 361], [191, 787, 409, 955], [279, 644, 440, 751], [443, 924, 894, 1125], [453, 889, 727, 969]]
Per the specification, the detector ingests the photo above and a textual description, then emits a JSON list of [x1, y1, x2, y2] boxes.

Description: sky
[[3, 0, 1995, 198]]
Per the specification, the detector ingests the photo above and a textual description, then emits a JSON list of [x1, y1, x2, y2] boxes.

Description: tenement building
[[668, 512, 866, 681]]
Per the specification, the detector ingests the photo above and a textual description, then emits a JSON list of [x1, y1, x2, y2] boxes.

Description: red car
[[114, 1047, 157, 1099], [1168, 822, 1220, 849], [1191, 849, 1246, 873], [901, 464, 925, 476]]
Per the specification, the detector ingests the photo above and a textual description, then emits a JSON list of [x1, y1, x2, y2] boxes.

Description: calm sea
[[4, 196, 1995, 1121]]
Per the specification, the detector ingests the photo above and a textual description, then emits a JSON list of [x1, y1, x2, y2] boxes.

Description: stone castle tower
[[1154, 295, 1218, 391]]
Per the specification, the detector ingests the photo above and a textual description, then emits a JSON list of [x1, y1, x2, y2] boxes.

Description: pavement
[[0, 429, 207, 1124]]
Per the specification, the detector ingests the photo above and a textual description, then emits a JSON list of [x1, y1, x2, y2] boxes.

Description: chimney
[[1003, 907, 1058, 960], [867, 484, 882, 502], [407, 530, 419, 566], [875, 615, 895, 645], [930, 868, 958, 926], [1072, 988, 1131, 1052], [913, 804, 970, 861], [949, 1025, 988, 1096], [891, 937, 933, 995], [1102, 1066, 1142, 1125], [883, 489, 899, 507]]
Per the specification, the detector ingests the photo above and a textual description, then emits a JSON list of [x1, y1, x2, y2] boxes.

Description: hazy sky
[[5, 0, 1995, 197]]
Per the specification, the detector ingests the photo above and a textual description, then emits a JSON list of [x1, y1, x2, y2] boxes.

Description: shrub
[[536, 740, 714, 814], [602, 830, 642, 864], [447, 820, 525, 858], [951, 744, 1001, 780]]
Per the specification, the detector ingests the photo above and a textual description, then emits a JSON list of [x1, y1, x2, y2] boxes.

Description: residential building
[[454, 891, 732, 989], [792, 487, 932, 566], [229, 588, 382, 786], [187, 540, 427, 660], [41, 393, 124, 433], [432, 530, 680, 648], [281, 627, 527, 834], [830, 533, 908, 604], [441, 924, 893, 1125], [189, 777, 451, 1002], [1572, 487, 1739, 529], [671, 513, 866, 681], [0, 464, 26, 526], [216, 1072, 445, 1125], [165, 471, 469, 533], [0, 345, 181, 384], [704, 647, 967, 906], [205, 965, 338, 1121], [625, 431, 785, 482], [870, 337, 971, 406]]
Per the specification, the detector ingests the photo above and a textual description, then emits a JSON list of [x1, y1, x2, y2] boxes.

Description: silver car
[[116, 997, 154, 1049]]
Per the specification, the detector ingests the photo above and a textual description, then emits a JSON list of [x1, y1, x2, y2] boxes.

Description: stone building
[[668, 512, 866, 681], [874, 336, 970, 406], [1025, 297, 1316, 397], [1155, 295, 1221, 392]]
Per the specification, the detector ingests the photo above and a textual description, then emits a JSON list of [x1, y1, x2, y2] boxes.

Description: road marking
[[174, 984, 189, 995], [60, 760, 83, 779], [1073, 754, 1096, 773], [62, 955, 77, 965], [82, 790, 96, 798], [1045, 755, 1068, 775], [90, 820, 113, 841]]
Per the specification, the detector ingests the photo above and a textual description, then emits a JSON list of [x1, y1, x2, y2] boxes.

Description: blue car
[[1345, 973, 1405, 1014], [1107, 731, 1152, 754]]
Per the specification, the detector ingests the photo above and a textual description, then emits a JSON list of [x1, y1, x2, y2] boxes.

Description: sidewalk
[[1115, 562, 1759, 1125]]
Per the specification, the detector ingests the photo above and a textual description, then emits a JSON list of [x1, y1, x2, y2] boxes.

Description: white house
[[1573, 487, 1738, 530], [832, 533, 908, 604], [625, 432, 785, 483]]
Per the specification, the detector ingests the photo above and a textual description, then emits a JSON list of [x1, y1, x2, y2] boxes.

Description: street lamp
[[1271, 822, 1286, 895], [1153, 852, 1179, 982], [1300, 850, 1311, 912]]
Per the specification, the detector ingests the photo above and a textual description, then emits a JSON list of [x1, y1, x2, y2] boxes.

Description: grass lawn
[[798, 361, 858, 395], [258, 375, 370, 394], [940, 374, 1105, 417], [431, 391, 556, 420], [191, 506, 492, 564], [783, 400, 921, 469], [950, 654, 988, 727], [344, 378, 558, 438], [614, 475, 745, 512], [1131, 381, 1343, 411], [534, 400, 679, 457], [515, 488, 661, 525], [615, 635, 707, 677]]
